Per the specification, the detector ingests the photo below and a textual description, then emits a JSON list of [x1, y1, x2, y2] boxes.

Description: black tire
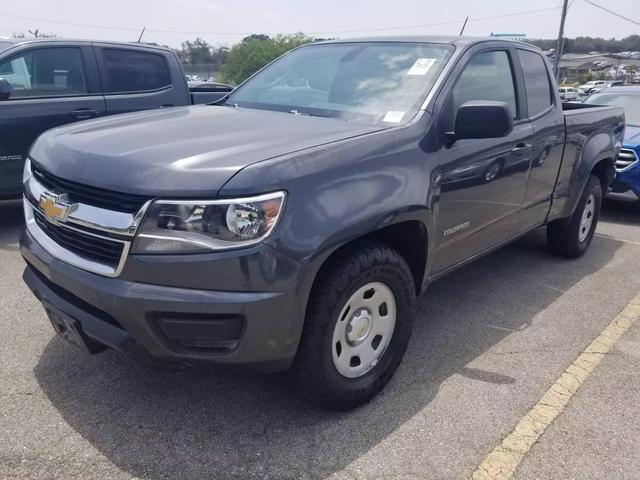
[[290, 241, 416, 410], [547, 174, 602, 258], [483, 159, 504, 182]]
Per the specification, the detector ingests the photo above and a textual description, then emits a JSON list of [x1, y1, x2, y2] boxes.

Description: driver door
[[431, 46, 534, 272]]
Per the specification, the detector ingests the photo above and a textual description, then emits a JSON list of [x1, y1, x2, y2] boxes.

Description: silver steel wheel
[[484, 162, 501, 182], [579, 193, 596, 242], [332, 282, 397, 379]]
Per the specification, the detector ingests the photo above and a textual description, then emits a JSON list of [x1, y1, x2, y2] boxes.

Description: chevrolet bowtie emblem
[[38, 193, 69, 223]]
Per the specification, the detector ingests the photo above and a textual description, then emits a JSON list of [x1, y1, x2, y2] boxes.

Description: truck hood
[[30, 105, 385, 197], [623, 124, 640, 145]]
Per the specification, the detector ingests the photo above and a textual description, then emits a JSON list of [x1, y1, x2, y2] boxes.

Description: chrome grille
[[616, 149, 638, 171], [34, 211, 124, 268], [23, 159, 144, 277], [32, 163, 149, 213]]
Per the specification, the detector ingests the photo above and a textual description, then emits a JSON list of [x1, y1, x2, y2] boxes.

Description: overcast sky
[[1, 0, 638, 48]]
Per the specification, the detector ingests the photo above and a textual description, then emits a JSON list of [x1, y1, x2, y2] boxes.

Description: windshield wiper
[[288, 109, 335, 119]]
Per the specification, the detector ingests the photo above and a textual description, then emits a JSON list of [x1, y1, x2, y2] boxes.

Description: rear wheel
[[291, 241, 416, 410], [483, 160, 503, 182], [547, 174, 602, 258]]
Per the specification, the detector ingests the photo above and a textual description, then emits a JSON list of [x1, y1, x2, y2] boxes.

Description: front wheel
[[290, 241, 416, 410], [547, 174, 602, 258]]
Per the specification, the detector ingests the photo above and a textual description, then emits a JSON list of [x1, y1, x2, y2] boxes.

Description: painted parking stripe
[[470, 292, 640, 480]]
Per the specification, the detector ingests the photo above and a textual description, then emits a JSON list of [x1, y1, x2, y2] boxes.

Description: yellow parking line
[[470, 292, 640, 480]]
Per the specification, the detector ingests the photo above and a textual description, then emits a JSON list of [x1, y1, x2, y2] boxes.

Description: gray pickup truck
[[20, 36, 624, 410], [0, 38, 232, 198]]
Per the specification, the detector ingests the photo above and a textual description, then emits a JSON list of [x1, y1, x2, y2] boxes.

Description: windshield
[[225, 42, 454, 125], [584, 91, 640, 125]]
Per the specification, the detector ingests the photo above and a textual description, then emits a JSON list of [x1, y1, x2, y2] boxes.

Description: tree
[[527, 35, 640, 54], [28, 29, 56, 38], [180, 38, 214, 64], [218, 34, 314, 85], [577, 71, 593, 84]]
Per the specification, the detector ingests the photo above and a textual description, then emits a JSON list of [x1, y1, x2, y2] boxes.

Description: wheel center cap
[[346, 308, 372, 345]]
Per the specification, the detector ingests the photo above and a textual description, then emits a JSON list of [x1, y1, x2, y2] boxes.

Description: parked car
[[590, 80, 625, 95], [584, 87, 640, 202], [578, 80, 606, 95], [558, 86, 579, 101], [0, 39, 233, 198], [20, 36, 623, 410]]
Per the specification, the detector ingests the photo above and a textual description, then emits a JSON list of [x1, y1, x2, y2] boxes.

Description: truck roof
[[317, 35, 535, 48], [0, 37, 174, 53]]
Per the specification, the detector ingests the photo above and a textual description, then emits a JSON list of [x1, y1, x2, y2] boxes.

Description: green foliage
[[577, 71, 593, 84], [527, 35, 640, 54], [179, 38, 228, 68], [218, 34, 315, 85]]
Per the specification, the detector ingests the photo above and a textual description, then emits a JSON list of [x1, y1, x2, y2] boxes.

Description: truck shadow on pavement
[[0, 199, 23, 252], [32, 226, 625, 480], [601, 198, 640, 227]]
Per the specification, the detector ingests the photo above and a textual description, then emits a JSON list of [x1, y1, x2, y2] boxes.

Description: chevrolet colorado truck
[[20, 37, 625, 410], [0, 38, 232, 198]]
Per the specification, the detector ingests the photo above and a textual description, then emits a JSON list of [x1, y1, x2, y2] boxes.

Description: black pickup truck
[[20, 36, 624, 410], [0, 38, 232, 198]]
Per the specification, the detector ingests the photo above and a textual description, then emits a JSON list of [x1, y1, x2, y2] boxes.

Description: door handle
[[159, 104, 174, 108], [511, 143, 531, 156], [70, 108, 98, 119]]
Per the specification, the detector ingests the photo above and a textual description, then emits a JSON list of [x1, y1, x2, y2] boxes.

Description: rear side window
[[443, 50, 518, 131], [0, 47, 87, 98], [519, 49, 553, 117], [102, 49, 171, 93]]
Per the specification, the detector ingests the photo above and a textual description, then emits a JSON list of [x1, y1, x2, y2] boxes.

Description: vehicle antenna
[[459, 17, 469, 35], [137, 27, 146, 43]]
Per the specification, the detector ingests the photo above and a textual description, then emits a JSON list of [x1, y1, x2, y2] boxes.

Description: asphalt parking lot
[[1, 198, 639, 480]]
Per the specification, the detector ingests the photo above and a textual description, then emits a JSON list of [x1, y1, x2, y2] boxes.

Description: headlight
[[23, 158, 32, 183], [132, 191, 286, 253]]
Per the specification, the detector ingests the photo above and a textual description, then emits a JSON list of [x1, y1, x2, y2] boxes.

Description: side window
[[443, 50, 518, 132], [0, 47, 87, 98], [519, 49, 553, 117], [102, 49, 171, 93]]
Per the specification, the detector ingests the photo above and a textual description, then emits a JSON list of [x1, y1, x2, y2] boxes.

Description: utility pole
[[553, 0, 569, 81]]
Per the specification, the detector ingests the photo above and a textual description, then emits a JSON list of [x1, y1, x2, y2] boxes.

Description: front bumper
[[609, 162, 640, 202], [21, 226, 308, 372]]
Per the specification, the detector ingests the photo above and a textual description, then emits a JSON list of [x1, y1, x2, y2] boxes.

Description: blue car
[[584, 87, 640, 202]]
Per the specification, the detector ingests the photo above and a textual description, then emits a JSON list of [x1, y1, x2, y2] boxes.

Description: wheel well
[[591, 158, 615, 189], [316, 221, 428, 294]]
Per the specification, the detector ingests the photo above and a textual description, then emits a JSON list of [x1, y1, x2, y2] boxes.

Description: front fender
[[219, 117, 438, 314]]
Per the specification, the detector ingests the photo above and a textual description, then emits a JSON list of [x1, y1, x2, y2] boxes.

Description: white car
[[558, 87, 579, 101], [578, 80, 606, 95]]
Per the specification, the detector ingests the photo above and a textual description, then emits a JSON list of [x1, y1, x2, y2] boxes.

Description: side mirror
[[0, 78, 12, 100], [448, 100, 513, 144]]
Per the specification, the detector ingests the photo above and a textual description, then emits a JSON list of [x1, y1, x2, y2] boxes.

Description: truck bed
[[547, 102, 625, 220]]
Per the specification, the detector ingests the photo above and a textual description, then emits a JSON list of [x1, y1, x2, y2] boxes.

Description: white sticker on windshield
[[383, 111, 405, 123], [407, 58, 437, 76]]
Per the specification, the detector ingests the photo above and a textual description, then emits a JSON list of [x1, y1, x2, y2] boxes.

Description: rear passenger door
[[515, 48, 565, 230], [0, 44, 104, 196], [94, 45, 188, 114]]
